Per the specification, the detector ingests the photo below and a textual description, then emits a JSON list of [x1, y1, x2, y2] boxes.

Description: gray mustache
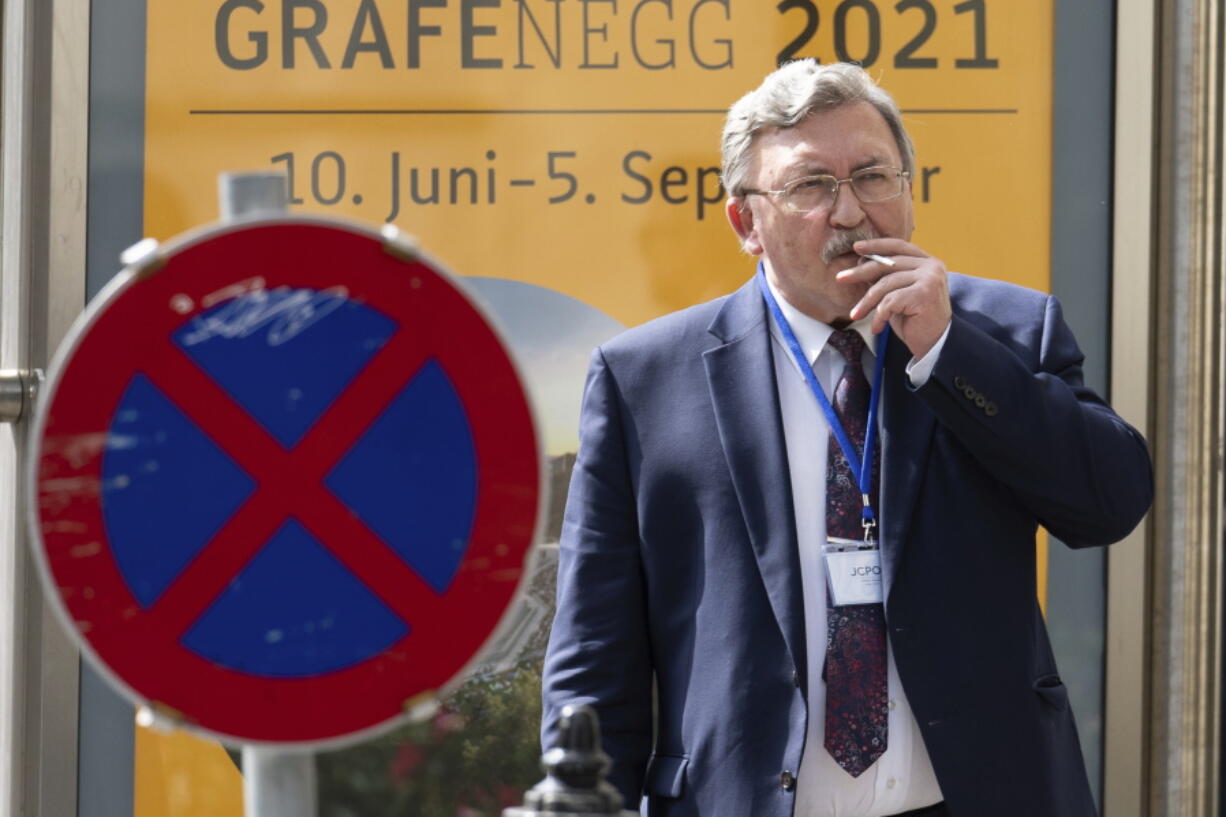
[[821, 227, 880, 263]]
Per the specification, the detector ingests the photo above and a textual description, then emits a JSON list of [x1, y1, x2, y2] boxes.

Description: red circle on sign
[[30, 219, 541, 746]]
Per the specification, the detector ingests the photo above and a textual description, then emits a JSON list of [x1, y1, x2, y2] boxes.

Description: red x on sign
[[31, 219, 542, 746]]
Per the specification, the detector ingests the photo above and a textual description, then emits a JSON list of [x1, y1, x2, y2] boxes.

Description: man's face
[[726, 101, 915, 325]]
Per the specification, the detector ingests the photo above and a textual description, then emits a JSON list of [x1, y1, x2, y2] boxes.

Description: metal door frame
[[0, 0, 91, 814]]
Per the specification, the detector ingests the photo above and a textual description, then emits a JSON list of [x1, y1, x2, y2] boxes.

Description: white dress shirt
[[765, 279, 946, 817]]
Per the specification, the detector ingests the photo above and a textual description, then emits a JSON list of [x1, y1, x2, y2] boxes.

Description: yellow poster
[[140, 1, 1051, 813], [147, 0, 1051, 323]]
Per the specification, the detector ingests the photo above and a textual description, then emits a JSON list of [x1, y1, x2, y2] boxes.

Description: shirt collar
[[764, 275, 878, 366]]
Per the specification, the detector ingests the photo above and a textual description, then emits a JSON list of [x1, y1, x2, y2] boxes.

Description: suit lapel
[[702, 280, 807, 679], [879, 334, 936, 600]]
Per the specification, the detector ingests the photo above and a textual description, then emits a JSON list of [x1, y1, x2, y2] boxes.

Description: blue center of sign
[[99, 290, 479, 677], [173, 286, 397, 448], [181, 520, 408, 677], [325, 359, 478, 593], [101, 375, 256, 607]]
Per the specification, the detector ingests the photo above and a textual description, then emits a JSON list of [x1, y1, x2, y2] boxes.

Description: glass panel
[[82, 0, 1067, 813], [1048, 0, 1117, 804]]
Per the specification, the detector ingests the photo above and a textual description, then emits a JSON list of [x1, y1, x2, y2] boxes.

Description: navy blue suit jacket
[[542, 273, 1152, 817]]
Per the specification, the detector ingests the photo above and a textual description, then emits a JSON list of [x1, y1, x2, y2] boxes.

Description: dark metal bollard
[[503, 704, 638, 816]]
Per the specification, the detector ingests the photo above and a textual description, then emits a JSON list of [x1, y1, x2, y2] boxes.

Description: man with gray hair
[[542, 60, 1151, 817]]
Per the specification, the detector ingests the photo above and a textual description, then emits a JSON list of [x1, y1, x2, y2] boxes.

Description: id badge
[[824, 540, 884, 606]]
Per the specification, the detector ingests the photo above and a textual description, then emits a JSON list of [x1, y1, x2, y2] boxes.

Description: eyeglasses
[[741, 166, 910, 213]]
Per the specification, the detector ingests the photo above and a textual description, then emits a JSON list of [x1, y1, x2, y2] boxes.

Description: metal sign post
[[222, 172, 317, 817], [242, 745, 317, 817]]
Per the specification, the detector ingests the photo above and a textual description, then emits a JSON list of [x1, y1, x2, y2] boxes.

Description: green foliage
[[317, 661, 545, 817]]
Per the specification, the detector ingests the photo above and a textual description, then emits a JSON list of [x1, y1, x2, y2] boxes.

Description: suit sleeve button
[[963, 385, 977, 400], [985, 402, 999, 417], [974, 394, 986, 408], [953, 375, 966, 389], [780, 770, 796, 791]]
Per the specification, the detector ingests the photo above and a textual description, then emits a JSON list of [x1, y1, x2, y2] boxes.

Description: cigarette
[[862, 253, 896, 267]]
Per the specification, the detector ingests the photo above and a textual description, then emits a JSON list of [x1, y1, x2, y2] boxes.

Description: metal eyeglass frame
[[739, 166, 911, 213]]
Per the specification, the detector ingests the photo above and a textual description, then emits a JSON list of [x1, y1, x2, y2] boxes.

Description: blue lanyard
[[756, 265, 889, 533]]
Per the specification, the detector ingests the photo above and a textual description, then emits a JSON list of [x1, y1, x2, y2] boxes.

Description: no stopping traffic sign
[[29, 218, 542, 746]]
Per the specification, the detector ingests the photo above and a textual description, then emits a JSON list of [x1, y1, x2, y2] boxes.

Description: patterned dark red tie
[[822, 328, 888, 777]]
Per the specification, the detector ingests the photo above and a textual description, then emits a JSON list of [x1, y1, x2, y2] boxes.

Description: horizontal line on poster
[[187, 108, 1020, 116]]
